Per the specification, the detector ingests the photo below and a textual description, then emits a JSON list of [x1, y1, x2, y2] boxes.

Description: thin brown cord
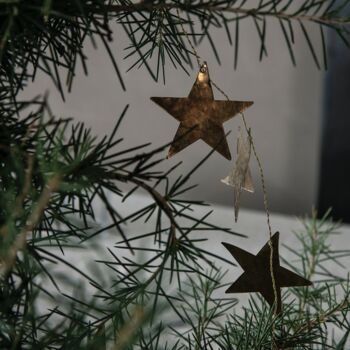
[[212, 82, 279, 350], [175, 7, 279, 348], [211, 80, 278, 305]]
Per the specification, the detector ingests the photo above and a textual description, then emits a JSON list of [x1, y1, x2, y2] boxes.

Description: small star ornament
[[221, 128, 254, 222], [222, 232, 312, 314], [151, 63, 253, 160]]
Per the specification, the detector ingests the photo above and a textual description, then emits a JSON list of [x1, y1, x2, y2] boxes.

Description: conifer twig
[[105, 2, 350, 26], [0, 175, 61, 275]]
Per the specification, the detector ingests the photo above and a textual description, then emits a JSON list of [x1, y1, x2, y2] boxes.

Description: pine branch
[[0, 101, 241, 348], [1, 2, 350, 349], [113, 0, 350, 74], [1, 0, 350, 103], [0, 175, 61, 275], [107, 1, 350, 26]]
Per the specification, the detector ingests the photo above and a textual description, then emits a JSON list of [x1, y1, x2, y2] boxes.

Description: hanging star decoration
[[221, 127, 254, 222], [222, 232, 312, 314], [151, 62, 253, 160]]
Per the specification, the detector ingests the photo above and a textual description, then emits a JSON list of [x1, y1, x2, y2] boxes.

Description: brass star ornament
[[222, 232, 312, 314], [151, 63, 254, 160], [221, 128, 254, 222]]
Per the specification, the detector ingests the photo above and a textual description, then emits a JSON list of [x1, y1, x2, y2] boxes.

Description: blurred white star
[[221, 128, 254, 222]]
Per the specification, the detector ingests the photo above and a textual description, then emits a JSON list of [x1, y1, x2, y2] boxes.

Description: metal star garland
[[221, 128, 254, 222], [222, 232, 312, 314], [151, 63, 254, 160]]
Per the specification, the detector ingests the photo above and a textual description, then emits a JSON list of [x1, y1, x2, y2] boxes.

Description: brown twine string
[[211, 80, 279, 309], [175, 7, 279, 348], [240, 115, 278, 349]]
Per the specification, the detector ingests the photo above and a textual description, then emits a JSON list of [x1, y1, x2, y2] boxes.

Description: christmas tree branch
[[0, 104, 234, 347], [296, 295, 350, 336], [1, 2, 350, 347], [0, 174, 61, 275], [115, 173, 177, 242], [1, 0, 349, 103], [106, 1, 350, 26]]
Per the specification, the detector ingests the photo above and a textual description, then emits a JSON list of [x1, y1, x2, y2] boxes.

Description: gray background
[[22, 19, 325, 217]]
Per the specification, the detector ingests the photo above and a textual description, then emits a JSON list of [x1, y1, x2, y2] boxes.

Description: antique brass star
[[222, 232, 312, 314], [151, 63, 254, 160]]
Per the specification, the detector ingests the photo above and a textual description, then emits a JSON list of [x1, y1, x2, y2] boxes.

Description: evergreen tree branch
[[1, 0, 349, 103], [106, 1, 350, 26], [0, 174, 61, 275], [1, 2, 350, 348]]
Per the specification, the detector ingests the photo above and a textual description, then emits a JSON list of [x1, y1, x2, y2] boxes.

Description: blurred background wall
[[318, 30, 350, 222], [21, 19, 327, 217]]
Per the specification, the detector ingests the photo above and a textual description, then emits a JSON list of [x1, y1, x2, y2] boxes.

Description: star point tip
[[222, 242, 236, 253], [222, 152, 232, 161], [224, 286, 232, 294], [167, 149, 175, 159], [241, 101, 254, 111]]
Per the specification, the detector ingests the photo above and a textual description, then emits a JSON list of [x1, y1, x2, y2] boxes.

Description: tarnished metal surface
[[221, 128, 254, 222], [223, 232, 312, 314], [151, 63, 253, 159]]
